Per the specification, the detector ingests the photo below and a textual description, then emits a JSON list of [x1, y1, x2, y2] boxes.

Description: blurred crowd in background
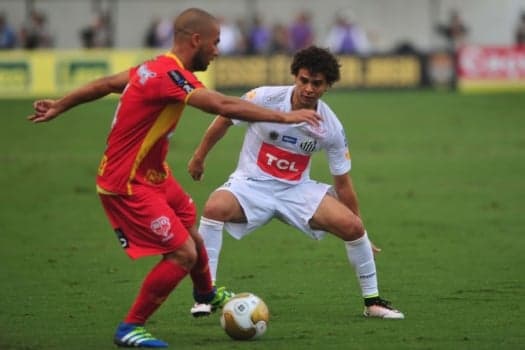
[[1, 7, 525, 53]]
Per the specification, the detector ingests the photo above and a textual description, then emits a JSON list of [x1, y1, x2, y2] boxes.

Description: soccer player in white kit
[[188, 46, 404, 319]]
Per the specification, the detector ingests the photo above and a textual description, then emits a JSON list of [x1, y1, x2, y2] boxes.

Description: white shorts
[[218, 176, 331, 240]]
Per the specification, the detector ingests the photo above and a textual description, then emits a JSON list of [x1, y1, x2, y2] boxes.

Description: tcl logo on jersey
[[257, 142, 310, 181]]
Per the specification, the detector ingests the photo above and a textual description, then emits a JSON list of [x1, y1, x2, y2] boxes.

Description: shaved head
[[174, 8, 218, 40], [171, 8, 220, 72]]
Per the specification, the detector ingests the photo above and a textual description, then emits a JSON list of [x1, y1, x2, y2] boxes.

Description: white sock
[[199, 217, 224, 283], [345, 232, 379, 298]]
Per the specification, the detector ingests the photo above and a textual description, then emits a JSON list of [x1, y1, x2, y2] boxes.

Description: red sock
[[124, 259, 188, 324], [190, 244, 214, 295]]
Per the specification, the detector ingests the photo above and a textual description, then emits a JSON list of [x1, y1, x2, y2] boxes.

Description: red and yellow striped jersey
[[96, 53, 203, 195]]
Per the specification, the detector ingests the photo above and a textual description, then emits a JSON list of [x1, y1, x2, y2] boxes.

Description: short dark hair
[[290, 46, 341, 86]]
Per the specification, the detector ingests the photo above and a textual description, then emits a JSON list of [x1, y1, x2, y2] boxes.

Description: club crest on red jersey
[[150, 216, 174, 242]]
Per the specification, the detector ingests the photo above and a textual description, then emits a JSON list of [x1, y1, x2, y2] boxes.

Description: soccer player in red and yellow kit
[[27, 8, 320, 348]]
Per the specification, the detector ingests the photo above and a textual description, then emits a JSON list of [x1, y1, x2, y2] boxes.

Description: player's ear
[[190, 32, 201, 47]]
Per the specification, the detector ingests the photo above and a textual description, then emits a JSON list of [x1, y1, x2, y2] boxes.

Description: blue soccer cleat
[[113, 322, 168, 348]]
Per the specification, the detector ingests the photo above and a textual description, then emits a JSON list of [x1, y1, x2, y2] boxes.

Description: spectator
[[233, 18, 250, 54], [393, 40, 419, 55], [247, 14, 271, 54], [217, 16, 242, 55], [19, 10, 53, 49], [288, 10, 314, 52], [515, 11, 525, 47], [269, 23, 289, 54], [436, 9, 468, 51], [143, 16, 173, 48], [80, 12, 113, 48], [144, 17, 160, 47], [324, 9, 370, 55], [0, 12, 16, 49]]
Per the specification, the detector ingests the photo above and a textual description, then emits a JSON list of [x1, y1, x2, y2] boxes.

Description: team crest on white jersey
[[300, 138, 318, 153]]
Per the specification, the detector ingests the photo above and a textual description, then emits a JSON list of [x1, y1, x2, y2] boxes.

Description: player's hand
[[27, 99, 61, 123], [286, 109, 322, 126], [188, 156, 204, 181]]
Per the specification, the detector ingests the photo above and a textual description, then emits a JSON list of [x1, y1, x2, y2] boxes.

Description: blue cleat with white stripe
[[114, 322, 168, 348]]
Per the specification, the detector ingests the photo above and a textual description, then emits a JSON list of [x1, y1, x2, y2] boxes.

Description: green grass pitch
[[1, 91, 524, 349]]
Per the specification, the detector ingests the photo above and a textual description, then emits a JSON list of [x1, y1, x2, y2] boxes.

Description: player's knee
[[343, 216, 365, 240], [180, 247, 198, 269], [166, 242, 198, 270], [192, 232, 205, 248], [202, 200, 229, 221]]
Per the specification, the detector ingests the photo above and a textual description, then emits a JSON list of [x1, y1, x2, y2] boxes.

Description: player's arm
[[186, 88, 320, 126], [27, 70, 130, 123], [188, 116, 233, 181], [333, 173, 361, 217]]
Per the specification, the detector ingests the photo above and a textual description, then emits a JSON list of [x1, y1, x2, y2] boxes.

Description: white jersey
[[230, 85, 351, 184]]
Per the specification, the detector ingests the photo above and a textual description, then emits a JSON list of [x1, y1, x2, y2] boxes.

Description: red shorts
[[99, 176, 196, 259]]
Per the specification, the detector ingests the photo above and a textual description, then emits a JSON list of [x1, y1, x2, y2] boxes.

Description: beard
[[191, 47, 209, 72]]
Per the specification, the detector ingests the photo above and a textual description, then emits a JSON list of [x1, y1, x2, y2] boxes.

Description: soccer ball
[[220, 292, 269, 340]]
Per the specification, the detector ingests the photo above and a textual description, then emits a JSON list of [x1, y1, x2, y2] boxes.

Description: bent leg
[[309, 195, 378, 298], [124, 236, 197, 324], [199, 189, 246, 282], [100, 184, 196, 325], [283, 186, 403, 318], [309, 194, 364, 240], [187, 225, 214, 294], [164, 176, 215, 295], [203, 189, 247, 222]]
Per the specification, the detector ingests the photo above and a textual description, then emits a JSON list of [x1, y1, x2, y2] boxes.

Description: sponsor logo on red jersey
[[167, 70, 194, 93], [256, 142, 310, 181]]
